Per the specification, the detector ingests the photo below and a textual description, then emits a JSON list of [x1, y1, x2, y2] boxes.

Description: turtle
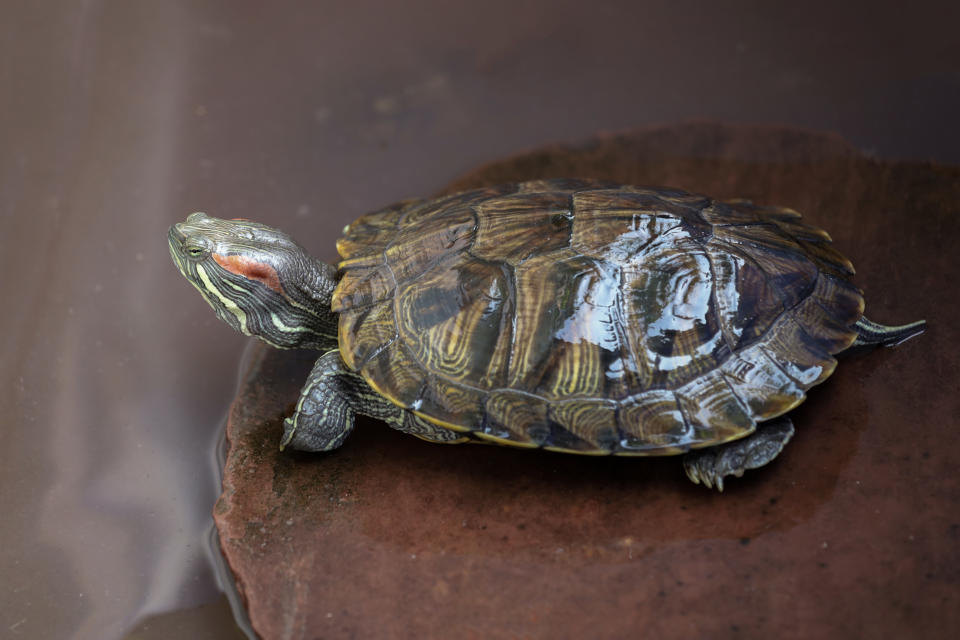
[[169, 178, 925, 490]]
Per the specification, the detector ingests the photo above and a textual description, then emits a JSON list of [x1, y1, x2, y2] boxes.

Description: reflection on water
[[123, 594, 242, 640], [123, 350, 256, 640], [121, 377, 252, 640]]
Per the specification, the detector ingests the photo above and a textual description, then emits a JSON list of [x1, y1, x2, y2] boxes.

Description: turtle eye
[[184, 244, 208, 258]]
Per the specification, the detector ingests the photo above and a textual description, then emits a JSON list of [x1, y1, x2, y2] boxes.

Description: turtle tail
[[852, 316, 927, 348]]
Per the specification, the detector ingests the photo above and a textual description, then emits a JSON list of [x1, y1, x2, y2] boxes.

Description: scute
[[472, 192, 572, 264], [333, 179, 863, 455], [621, 231, 729, 389], [396, 254, 512, 388], [338, 299, 397, 371], [506, 249, 625, 398]]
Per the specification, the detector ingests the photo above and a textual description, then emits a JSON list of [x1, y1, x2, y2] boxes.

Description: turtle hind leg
[[852, 316, 926, 348], [682, 417, 795, 491]]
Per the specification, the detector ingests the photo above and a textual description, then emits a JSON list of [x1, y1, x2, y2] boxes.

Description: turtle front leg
[[682, 417, 795, 491], [281, 350, 468, 451], [281, 350, 364, 451]]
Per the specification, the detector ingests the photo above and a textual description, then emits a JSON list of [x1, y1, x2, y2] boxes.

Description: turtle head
[[169, 212, 339, 351]]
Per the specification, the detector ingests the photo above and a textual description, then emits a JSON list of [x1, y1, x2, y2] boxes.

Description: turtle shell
[[330, 179, 864, 455]]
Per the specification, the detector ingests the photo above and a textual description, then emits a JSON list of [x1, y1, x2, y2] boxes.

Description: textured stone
[[214, 123, 960, 639]]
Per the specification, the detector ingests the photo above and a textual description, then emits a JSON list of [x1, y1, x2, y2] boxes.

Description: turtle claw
[[682, 418, 795, 491], [683, 455, 723, 492]]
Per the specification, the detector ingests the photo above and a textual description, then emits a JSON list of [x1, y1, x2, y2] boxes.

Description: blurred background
[[1, 1, 957, 638]]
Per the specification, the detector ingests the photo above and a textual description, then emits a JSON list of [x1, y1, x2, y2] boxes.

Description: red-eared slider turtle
[[169, 179, 925, 490]]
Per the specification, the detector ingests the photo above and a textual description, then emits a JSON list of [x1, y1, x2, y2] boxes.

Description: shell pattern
[[331, 179, 864, 455]]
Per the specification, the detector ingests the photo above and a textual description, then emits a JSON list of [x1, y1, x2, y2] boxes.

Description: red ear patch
[[213, 253, 283, 293]]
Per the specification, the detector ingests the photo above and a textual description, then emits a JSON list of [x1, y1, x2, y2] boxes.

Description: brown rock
[[214, 123, 960, 639]]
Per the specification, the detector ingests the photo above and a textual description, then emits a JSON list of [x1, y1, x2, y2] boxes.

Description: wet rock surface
[[214, 123, 960, 639]]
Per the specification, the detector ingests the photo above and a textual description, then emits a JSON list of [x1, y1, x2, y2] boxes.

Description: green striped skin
[[333, 179, 865, 455], [168, 212, 338, 351]]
